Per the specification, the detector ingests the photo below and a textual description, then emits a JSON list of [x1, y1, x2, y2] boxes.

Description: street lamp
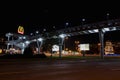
[[36, 30, 39, 34], [106, 13, 110, 21], [37, 37, 43, 54], [65, 22, 69, 27], [5, 33, 13, 50], [106, 13, 110, 26], [81, 18, 86, 29], [35, 30, 43, 54], [82, 18, 85, 22], [82, 18, 85, 25], [64, 22, 69, 51]]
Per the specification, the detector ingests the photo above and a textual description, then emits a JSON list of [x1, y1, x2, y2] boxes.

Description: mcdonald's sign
[[18, 26, 24, 34]]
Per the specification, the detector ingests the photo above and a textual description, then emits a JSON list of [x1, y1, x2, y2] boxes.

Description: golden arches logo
[[18, 26, 24, 34]]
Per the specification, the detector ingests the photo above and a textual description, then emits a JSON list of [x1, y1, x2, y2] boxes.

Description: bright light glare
[[59, 34, 66, 38], [52, 45, 59, 51], [38, 38, 43, 41], [104, 28, 110, 31], [93, 29, 98, 32], [78, 44, 90, 51], [25, 41, 30, 44]]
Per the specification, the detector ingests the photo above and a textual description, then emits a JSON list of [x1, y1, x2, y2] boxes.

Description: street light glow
[[38, 38, 43, 42], [59, 34, 66, 38]]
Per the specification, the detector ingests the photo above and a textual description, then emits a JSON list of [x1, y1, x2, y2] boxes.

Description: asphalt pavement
[[0, 58, 120, 80]]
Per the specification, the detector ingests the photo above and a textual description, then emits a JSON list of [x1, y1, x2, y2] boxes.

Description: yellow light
[[0, 49, 2, 53], [18, 26, 24, 34]]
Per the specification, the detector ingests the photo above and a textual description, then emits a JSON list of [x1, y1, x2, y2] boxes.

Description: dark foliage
[[0, 54, 23, 59], [23, 46, 33, 58], [34, 53, 47, 58]]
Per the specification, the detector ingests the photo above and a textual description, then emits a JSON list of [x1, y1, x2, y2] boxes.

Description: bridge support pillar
[[36, 37, 43, 54], [7, 36, 10, 50], [36, 40, 41, 54], [59, 38, 64, 58], [99, 29, 105, 59], [59, 44, 62, 58]]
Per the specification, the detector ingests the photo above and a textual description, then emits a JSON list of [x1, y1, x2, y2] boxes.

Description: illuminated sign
[[18, 26, 24, 34], [0, 49, 2, 53], [52, 45, 59, 51], [78, 44, 90, 51]]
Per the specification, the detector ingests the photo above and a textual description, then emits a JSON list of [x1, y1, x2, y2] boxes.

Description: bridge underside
[[5, 19, 120, 58]]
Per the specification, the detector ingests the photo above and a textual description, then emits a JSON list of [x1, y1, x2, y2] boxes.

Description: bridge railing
[[56, 18, 120, 34]]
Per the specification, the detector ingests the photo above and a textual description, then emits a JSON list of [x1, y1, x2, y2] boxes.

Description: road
[[0, 58, 120, 80]]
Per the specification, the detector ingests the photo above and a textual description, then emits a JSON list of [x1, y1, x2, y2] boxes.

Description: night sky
[[0, 1, 120, 36]]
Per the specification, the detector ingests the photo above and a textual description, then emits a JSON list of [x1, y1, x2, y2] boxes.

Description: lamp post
[[5, 33, 13, 50], [37, 38, 43, 54], [64, 22, 69, 51], [35, 31, 43, 54], [65, 22, 69, 27], [81, 18, 86, 30], [82, 18, 85, 25], [106, 13, 110, 21], [106, 13, 110, 26]]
